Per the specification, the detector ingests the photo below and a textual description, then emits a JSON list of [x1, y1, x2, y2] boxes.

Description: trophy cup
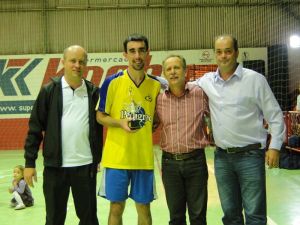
[[128, 87, 141, 130]]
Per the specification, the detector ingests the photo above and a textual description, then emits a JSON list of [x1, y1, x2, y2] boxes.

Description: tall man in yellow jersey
[[96, 33, 161, 225]]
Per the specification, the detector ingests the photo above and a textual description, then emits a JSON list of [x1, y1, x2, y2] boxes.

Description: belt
[[217, 143, 261, 154], [162, 149, 204, 161]]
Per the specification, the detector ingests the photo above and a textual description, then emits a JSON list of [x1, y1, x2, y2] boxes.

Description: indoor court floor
[[0, 146, 300, 225]]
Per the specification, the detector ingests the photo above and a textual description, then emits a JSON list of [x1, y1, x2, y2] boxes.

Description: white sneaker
[[15, 204, 25, 210]]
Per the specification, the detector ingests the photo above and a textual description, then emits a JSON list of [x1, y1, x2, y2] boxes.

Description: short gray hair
[[162, 54, 187, 71]]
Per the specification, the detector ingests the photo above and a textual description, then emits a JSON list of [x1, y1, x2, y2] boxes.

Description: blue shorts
[[98, 168, 157, 204]]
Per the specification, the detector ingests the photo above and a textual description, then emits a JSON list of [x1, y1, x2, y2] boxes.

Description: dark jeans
[[214, 148, 266, 225], [43, 164, 99, 225], [162, 151, 208, 225]]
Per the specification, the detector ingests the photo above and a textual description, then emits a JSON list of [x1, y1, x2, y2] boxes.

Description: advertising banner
[[0, 48, 267, 149]]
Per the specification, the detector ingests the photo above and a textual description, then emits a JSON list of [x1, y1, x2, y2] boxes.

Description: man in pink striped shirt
[[155, 55, 210, 225]]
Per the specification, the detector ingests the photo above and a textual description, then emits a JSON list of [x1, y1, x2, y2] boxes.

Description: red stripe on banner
[[7, 59, 30, 67], [42, 58, 64, 85], [0, 119, 29, 150]]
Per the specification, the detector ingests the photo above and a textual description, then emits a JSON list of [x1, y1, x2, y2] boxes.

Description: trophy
[[128, 87, 141, 130]]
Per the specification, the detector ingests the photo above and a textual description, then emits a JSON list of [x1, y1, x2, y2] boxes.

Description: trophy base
[[128, 120, 141, 130]]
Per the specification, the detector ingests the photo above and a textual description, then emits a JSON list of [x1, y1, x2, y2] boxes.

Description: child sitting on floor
[[8, 165, 34, 210]]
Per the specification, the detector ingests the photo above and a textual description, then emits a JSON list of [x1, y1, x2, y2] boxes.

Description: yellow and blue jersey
[[98, 70, 160, 169]]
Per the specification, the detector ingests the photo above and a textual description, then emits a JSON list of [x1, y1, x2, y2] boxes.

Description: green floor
[[0, 146, 300, 225]]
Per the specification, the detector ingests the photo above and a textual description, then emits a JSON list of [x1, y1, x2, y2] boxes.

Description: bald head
[[62, 45, 88, 87], [63, 45, 88, 64], [214, 35, 238, 51]]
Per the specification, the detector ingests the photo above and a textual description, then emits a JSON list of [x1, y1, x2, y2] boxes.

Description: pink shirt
[[156, 82, 210, 154]]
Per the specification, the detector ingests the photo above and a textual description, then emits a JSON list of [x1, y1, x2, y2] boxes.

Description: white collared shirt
[[195, 64, 285, 150], [61, 76, 92, 167]]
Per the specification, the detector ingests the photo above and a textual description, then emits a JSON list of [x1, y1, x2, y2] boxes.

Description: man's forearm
[[96, 111, 121, 128]]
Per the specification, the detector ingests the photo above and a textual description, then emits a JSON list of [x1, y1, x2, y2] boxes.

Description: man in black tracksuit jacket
[[23, 45, 103, 225]]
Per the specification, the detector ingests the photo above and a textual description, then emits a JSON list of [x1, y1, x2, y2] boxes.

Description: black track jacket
[[24, 76, 103, 168]]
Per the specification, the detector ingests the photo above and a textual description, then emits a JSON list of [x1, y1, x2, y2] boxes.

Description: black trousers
[[162, 151, 208, 225], [43, 164, 99, 225]]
